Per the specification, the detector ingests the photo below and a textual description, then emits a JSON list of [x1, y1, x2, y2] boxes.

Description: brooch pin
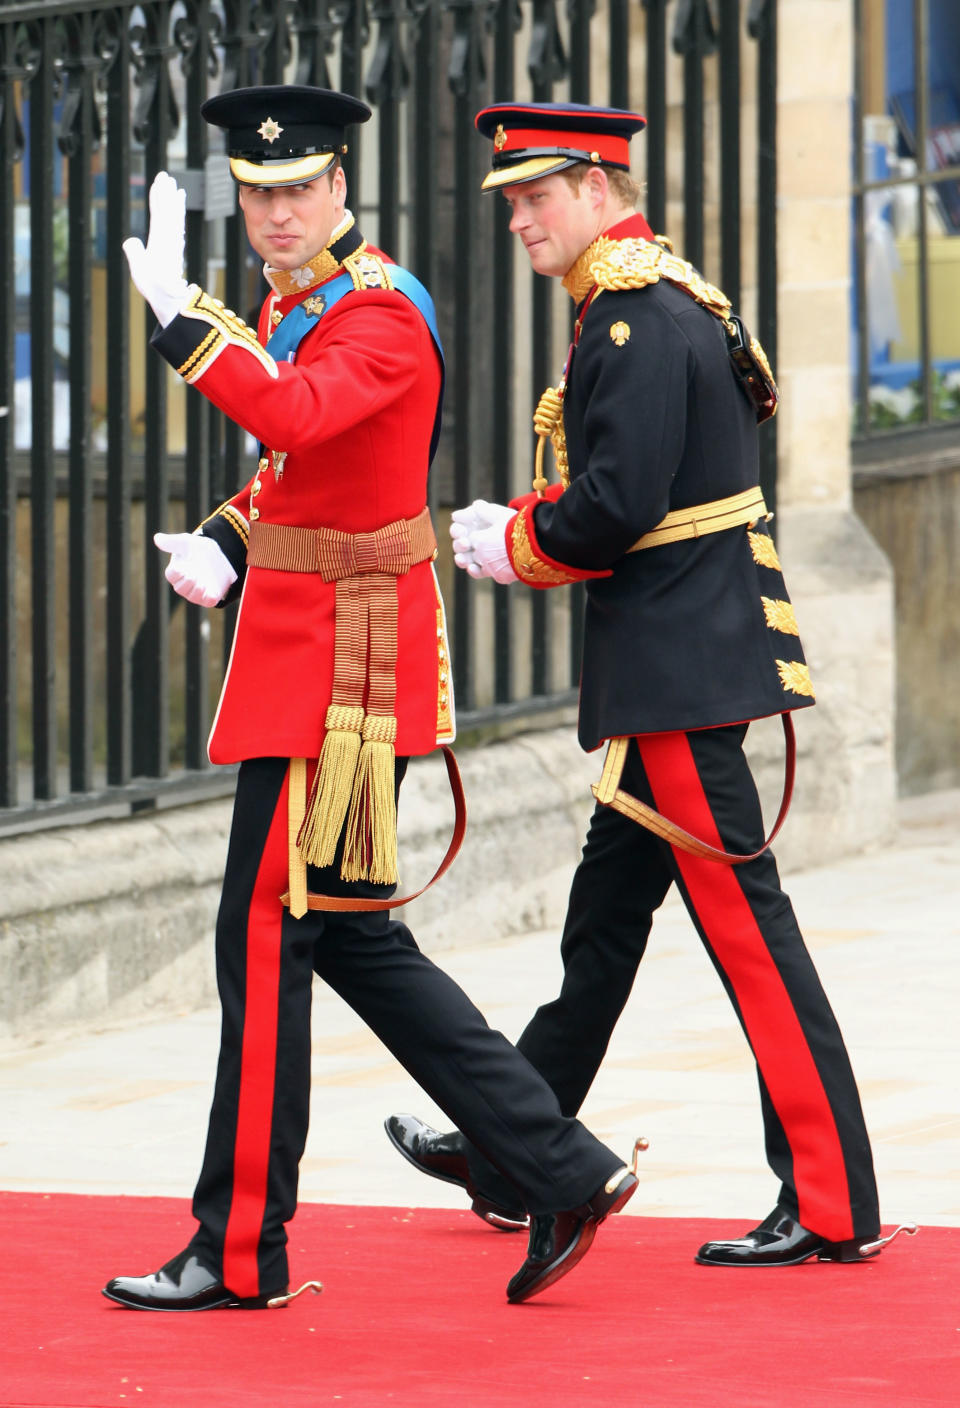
[[257, 117, 284, 144], [609, 320, 631, 347]]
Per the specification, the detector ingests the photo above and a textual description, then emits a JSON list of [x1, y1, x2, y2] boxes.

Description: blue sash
[[265, 266, 444, 462]]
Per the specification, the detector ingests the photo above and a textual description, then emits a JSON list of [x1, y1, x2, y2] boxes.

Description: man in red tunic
[[102, 86, 636, 1313]]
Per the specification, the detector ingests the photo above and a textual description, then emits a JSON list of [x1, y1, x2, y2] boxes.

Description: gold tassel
[[298, 703, 365, 869], [341, 714, 398, 884]]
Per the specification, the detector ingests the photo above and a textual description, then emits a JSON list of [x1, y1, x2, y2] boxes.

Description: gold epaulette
[[342, 248, 395, 293], [587, 237, 732, 319]]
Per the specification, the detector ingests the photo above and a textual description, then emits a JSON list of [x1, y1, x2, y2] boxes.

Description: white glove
[[123, 172, 190, 327], [154, 531, 238, 607], [449, 499, 518, 584]]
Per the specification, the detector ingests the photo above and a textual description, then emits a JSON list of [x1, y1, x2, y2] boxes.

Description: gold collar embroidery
[[562, 234, 617, 304], [264, 214, 363, 298]]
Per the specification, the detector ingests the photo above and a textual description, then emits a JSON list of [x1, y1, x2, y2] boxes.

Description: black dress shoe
[[695, 1207, 884, 1267], [384, 1113, 528, 1231], [102, 1247, 285, 1311], [506, 1165, 638, 1304]]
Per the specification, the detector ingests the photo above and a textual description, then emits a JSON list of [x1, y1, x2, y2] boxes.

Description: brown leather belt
[[628, 486, 768, 552]]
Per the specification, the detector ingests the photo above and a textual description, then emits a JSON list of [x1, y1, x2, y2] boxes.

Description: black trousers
[[469, 724, 880, 1242], [187, 756, 619, 1298]]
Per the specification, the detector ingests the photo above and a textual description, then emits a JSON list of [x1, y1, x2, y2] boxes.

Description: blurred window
[[853, 0, 960, 435]]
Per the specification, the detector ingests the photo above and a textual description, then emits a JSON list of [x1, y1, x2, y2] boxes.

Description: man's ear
[[582, 165, 608, 209]]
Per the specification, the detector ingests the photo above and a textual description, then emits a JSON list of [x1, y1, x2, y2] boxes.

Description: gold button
[[252, 480, 262, 495], [250, 507, 260, 521]]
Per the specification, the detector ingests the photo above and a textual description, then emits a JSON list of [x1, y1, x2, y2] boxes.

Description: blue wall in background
[[886, 0, 960, 115]]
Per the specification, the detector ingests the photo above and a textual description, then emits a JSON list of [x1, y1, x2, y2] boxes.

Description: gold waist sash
[[245, 508, 437, 908]]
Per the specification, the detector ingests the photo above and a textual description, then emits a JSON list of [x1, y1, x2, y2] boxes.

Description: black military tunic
[[507, 212, 813, 750]]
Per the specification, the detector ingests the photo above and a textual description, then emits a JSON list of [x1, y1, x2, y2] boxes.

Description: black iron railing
[[0, 0, 778, 831]]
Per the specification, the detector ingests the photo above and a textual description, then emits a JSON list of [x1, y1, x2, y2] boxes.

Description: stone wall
[[854, 456, 960, 795], [764, 0, 897, 854]]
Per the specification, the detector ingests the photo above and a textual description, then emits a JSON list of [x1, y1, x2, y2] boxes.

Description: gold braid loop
[[532, 384, 566, 495], [533, 384, 564, 438]]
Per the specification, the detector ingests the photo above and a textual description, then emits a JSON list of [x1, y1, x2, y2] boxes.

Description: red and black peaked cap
[[201, 84, 371, 187], [475, 101, 647, 190]]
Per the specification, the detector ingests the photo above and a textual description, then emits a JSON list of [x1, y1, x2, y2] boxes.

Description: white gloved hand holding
[[154, 531, 238, 607], [449, 499, 518, 584], [123, 172, 190, 327]]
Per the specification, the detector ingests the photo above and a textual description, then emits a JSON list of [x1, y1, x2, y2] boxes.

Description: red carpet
[[1, 1193, 957, 1408]]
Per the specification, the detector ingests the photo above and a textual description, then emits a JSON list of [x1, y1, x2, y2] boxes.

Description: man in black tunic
[[387, 102, 911, 1269]]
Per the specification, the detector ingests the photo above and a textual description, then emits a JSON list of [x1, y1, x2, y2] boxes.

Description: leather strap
[[592, 714, 796, 865], [280, 745, 466, 911], [628, 487, 769, 552]]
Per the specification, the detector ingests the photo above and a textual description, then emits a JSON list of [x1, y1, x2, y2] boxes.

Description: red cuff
[[506, 503, 613, 589], [508, 482, 566, 511]]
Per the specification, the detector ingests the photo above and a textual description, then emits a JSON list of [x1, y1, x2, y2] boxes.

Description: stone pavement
[[1, 789, 958, 1235]]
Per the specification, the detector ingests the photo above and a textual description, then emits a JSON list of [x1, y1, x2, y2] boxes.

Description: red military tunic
[[150, 218, 454, 766]]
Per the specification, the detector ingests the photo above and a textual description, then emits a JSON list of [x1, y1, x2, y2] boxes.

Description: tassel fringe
[[342, 715, 398, 884], [298, 704, 364, 868]]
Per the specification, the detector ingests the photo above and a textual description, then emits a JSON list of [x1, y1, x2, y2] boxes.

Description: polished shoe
[[695, 1206, 918, 1267], [507, 1165, 638, 1304], [102, 1247, 299, 1311], [385, 1113, 528, 1231]]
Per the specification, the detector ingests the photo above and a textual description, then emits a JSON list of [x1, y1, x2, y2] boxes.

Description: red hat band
[[493, 125, 630, 168]]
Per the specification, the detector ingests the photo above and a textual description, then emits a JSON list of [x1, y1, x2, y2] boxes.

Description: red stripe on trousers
[[222, 769, 288, 1297], [636, 731, 854, 1242]]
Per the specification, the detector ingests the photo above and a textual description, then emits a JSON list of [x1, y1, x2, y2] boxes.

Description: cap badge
[[257, 116, 284, 144], [610, 320, 631, 347], [494, 124, 507, 152]]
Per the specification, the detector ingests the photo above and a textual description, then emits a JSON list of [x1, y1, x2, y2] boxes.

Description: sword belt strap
[[628, 486, 768, 552], [592, 713, 796, 864]]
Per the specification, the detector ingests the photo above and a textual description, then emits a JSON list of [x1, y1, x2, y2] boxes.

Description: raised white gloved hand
[[123, 172, 190, 327], [154, 531, 238, 607], [449, 499, 518, 584]]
